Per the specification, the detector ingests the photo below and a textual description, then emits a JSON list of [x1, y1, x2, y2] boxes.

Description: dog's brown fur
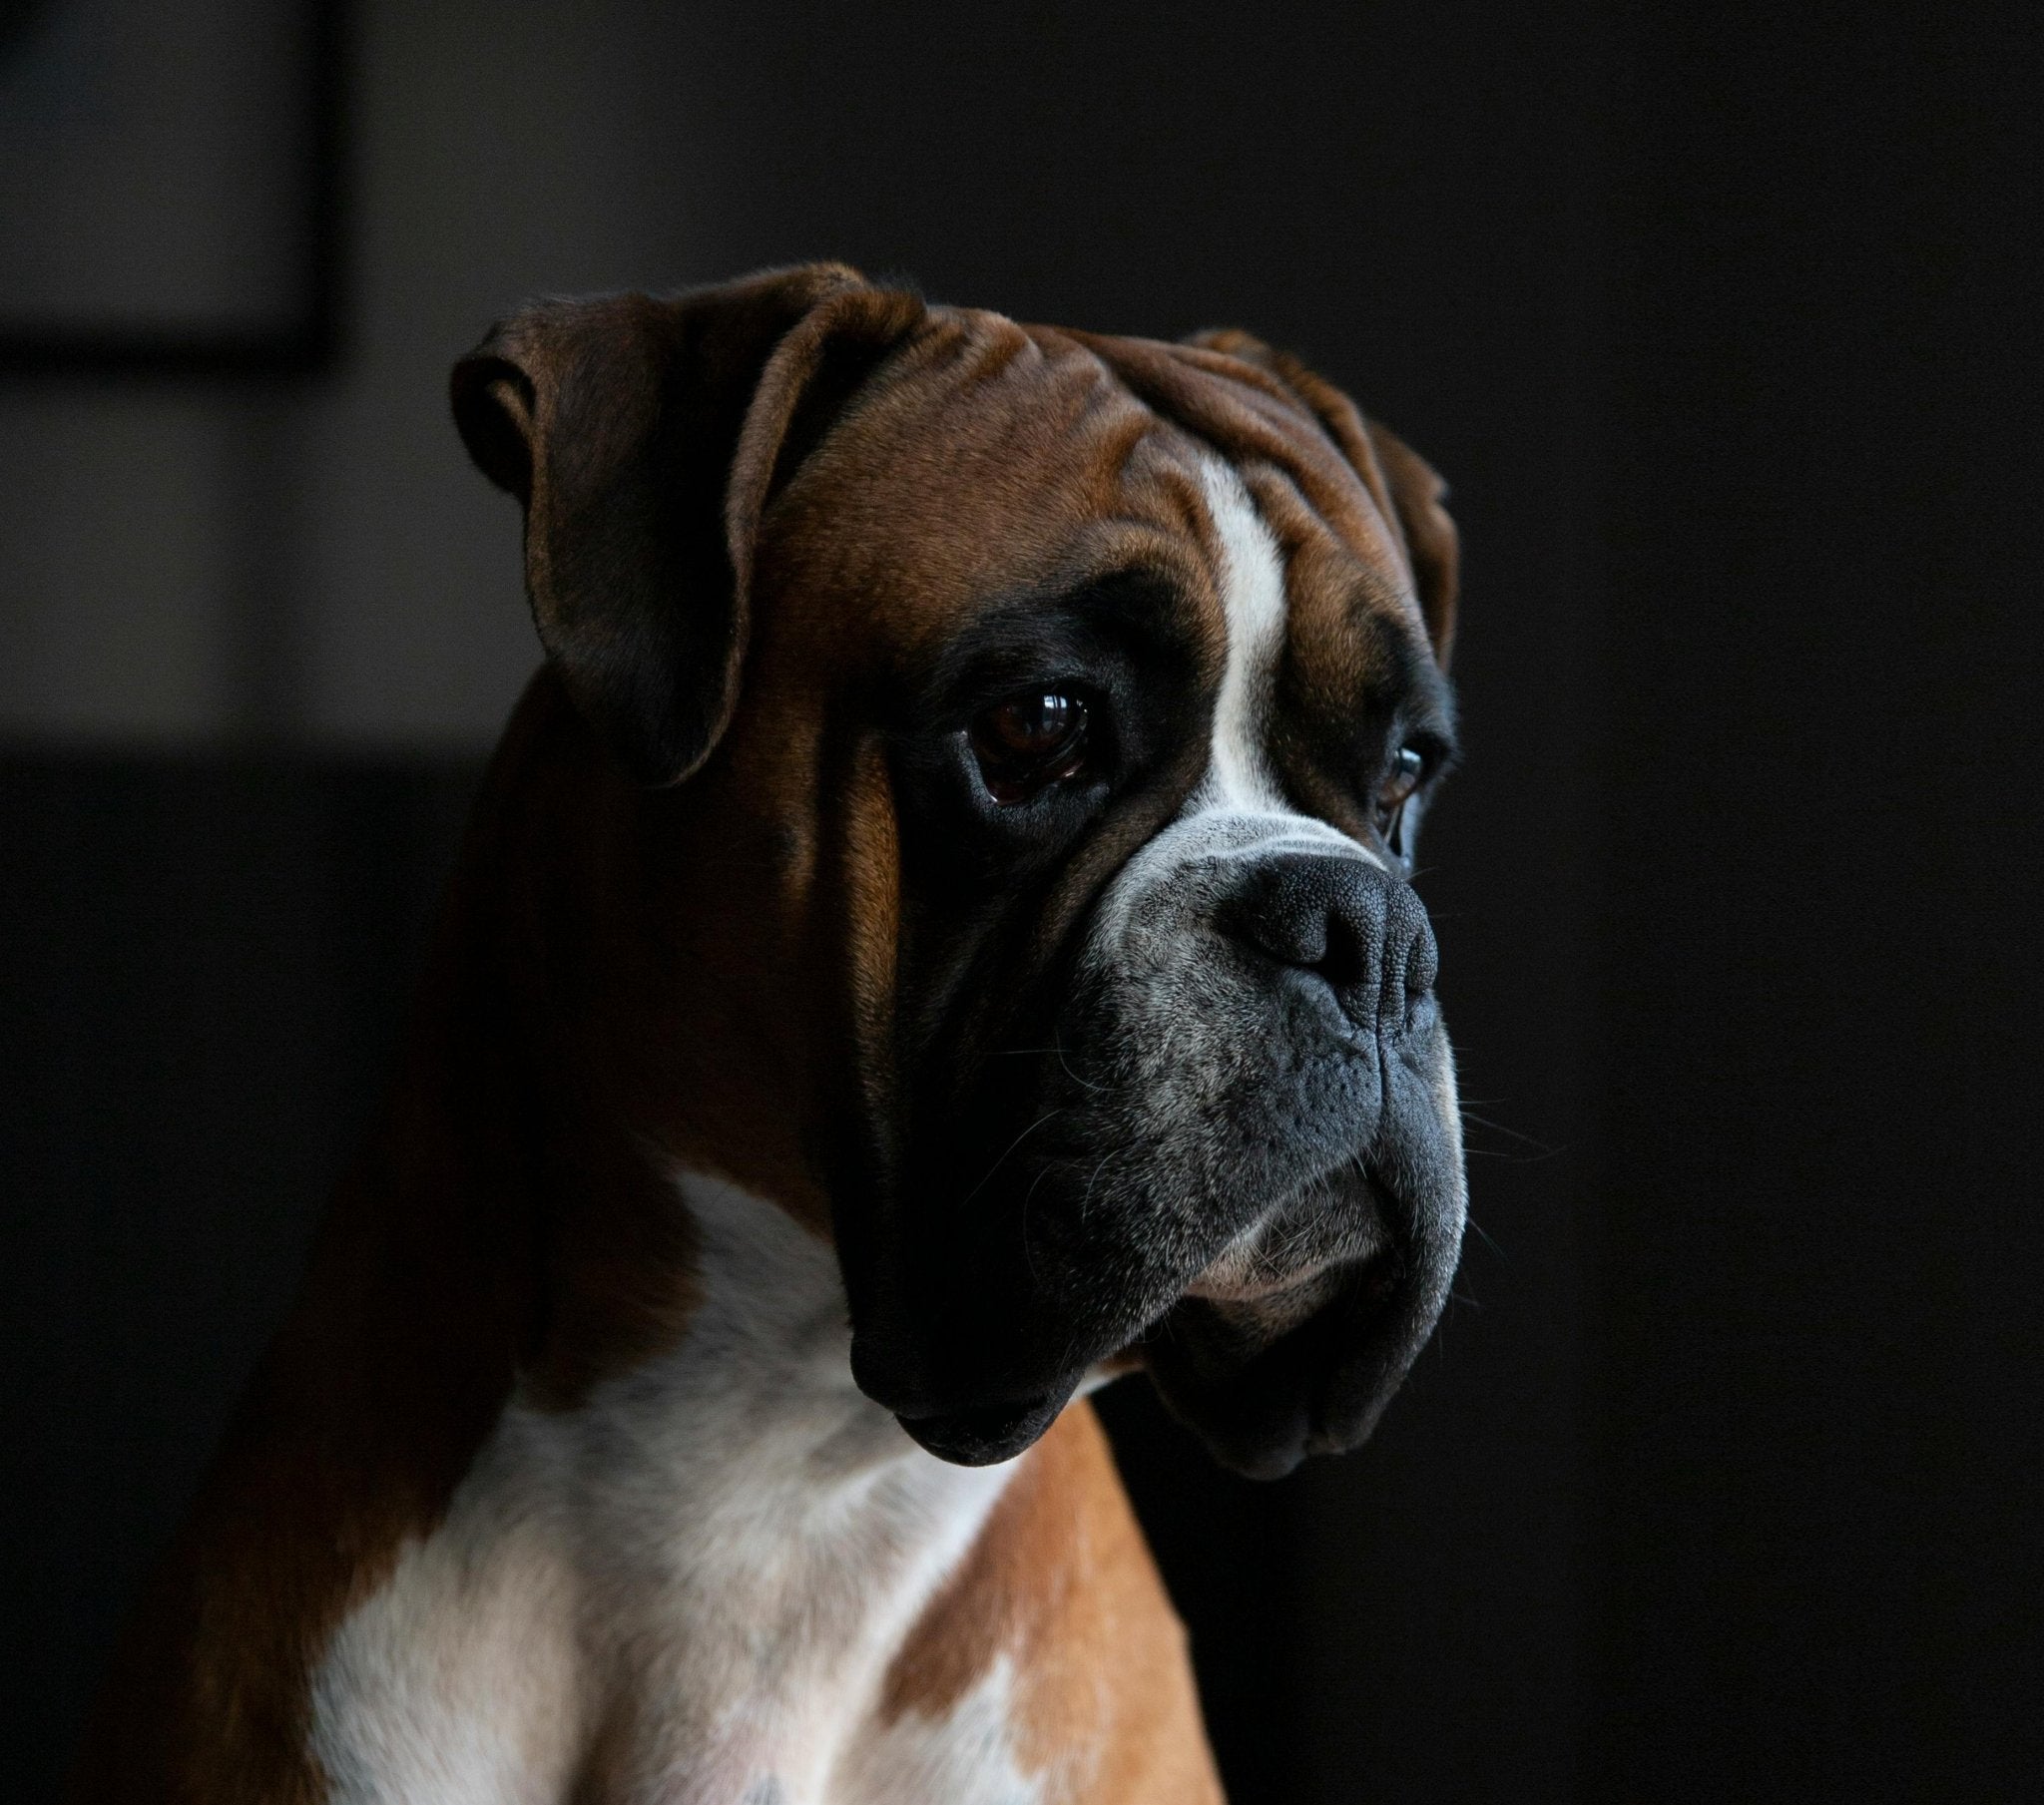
[[73, 264, 1452, 1802]]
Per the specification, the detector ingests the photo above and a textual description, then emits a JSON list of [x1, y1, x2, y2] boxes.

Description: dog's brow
[[1372, 615, 1458, 746], [924, 567, 1197, 696]]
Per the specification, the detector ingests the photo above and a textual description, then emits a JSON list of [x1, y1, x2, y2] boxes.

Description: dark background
[[3, 2, 2038, 1799]]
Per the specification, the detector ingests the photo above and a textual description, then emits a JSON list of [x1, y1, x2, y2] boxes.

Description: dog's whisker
[[1456, 1110, 1563, 1157], [1054, 1025, 1107, 1095], [955, 1109, 1065, 1208], [1464, 1215, 1507, 1260]]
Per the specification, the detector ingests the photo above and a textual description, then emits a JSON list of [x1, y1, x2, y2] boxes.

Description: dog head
[[453, 263, 1464, 1480]]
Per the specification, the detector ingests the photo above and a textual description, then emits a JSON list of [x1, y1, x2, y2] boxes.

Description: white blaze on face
[[1089, 460, 1381, 964], [1183, 458, 1385, 866], [1195, 457, 1291, 814]]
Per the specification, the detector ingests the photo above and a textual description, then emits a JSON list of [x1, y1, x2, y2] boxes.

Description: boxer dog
[[75, 263, 1466, 1803]]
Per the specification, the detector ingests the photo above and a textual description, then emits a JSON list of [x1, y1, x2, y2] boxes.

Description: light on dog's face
[[1044, 802, 1465, 1478], [860, 636, 1465, 1475], [763, 313, 1466, 1479], [842, 519, 1462, 1475]]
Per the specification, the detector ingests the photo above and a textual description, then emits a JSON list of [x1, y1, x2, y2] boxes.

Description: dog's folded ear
[[1186, 328, 1460, 670], [452, 263, 925, 784]]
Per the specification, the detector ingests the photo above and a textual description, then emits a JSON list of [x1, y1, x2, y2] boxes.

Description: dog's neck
[[308, 1169, 1022, 1802], [80, 676, 1218, 1804], [295, 688, 1034, 1798]]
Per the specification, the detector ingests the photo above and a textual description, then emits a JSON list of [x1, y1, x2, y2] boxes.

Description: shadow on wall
[[0, 758, 477, 1794]]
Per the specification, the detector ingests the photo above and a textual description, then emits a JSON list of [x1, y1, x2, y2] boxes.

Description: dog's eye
[[1379, 744, 1425, 812], [969, 690, 1090, 804], [1375, 744, 1426, 846]]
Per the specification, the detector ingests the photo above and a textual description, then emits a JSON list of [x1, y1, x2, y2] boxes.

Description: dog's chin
[[893, 1383, 1076, 1467]]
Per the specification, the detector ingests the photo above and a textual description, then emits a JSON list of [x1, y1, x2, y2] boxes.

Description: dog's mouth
[[891, 1248, 1423, 1477], [888, 1157, 1457, 1478], [1144, 1245, 1408, 1478], [1142, 1153, 1462, 1478]]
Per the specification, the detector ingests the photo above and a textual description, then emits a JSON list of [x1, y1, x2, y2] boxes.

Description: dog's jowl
[[74, 265, 1468, 1804]]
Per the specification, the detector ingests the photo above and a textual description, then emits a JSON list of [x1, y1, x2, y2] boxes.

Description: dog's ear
[[452, 264, 924, 784], [1188, 328, 1459, 670]]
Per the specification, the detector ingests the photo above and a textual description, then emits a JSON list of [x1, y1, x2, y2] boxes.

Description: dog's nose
[[1223, 853, 1438, 1037]]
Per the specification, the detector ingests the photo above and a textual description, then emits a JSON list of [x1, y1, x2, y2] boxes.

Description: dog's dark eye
[[970, 690, 1090, 804], [1375, 744, 1426, 844]]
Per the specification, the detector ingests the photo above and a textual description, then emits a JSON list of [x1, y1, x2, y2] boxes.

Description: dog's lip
[[1185, 1255, 1342, 1304], [1183, 1168, 1391, 1305], [1160, 1244, 1401, 1362], [1183, 1234, 1383, 1306]]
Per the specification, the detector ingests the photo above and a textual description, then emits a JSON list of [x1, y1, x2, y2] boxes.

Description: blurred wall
[[0, 0, 701, 740], [0, 0, 1602, 754]]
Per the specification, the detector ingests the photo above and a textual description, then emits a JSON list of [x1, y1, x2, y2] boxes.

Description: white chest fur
[[307, 1174, 1031, 1805]]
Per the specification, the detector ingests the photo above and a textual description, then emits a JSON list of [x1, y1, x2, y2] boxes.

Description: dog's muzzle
[[1136, 850, 1465, 1477], [852, 834, 1466, 1479]]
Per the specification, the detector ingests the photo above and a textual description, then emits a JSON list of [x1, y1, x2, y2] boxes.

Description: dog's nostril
[[1226, 869, 1324, 972], [1315, 911, 1372, 995]]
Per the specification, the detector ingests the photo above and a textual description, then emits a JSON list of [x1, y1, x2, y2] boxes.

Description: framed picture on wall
[[0, 0, 343, 375]]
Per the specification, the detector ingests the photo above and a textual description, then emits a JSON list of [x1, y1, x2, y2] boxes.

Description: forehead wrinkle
[[764, 330, 1162, 632], [1022, 338, 1232, 555], [1072, 331, 1412, 598], [1245, 418, 1406, 591], [1102, 426, 1230, 671], [1241, 460, 1434, 701], [1054, 345, 1406, 658]]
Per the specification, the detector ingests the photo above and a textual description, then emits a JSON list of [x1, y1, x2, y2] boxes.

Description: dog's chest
[[306, 1177, 1040, 1805]]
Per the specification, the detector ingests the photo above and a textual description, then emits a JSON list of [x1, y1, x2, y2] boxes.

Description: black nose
[[1224, 853, 1438, 1037]]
